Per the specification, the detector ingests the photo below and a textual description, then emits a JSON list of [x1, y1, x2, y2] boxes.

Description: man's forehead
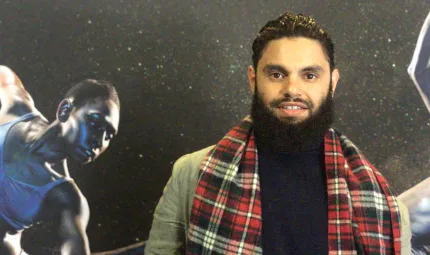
[[100, 101, 120, 129], [259, 37, 329, 69], [78, 100, 120, 126], [78, 98, 118, 111]]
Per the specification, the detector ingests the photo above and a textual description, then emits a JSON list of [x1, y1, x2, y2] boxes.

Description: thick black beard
[[251, 87, 334, 153]]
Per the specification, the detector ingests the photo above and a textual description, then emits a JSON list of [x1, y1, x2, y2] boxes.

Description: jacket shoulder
[[171, 145, 214, 221], [172, 145, 215, 184]]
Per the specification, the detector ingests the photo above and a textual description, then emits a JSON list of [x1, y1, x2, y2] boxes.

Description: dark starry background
[[0, 0, 429, 253]]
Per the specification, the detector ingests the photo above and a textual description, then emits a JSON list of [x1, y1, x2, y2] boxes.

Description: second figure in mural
[[0, 66, 120, 255], [399, 11, 430, 255]]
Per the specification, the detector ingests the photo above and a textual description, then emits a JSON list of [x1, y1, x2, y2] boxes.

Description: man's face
[[248, 37, 339, 124], [61, 99, 120, 164]]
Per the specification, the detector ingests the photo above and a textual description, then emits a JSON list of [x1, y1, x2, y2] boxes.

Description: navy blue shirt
[[258, 139, 328, 255]]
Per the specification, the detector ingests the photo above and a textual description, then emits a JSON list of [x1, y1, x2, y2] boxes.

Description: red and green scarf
[[187, 117, 401, 254]]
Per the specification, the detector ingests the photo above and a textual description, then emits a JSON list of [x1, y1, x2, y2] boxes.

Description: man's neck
[[27, 121, 68, 163], [256, 130, 326, 154]]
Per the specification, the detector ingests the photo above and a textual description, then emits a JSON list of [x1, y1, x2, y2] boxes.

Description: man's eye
[[86, 115, 101, 128], [305, 73, 317, 80], [88, 119, 98, 127], [90, 114, 100, 120], [270, 72, 284, 79], [105, 132, 114, 141]]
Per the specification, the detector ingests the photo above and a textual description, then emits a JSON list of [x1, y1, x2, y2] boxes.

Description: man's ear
[[57, 99, 73, 122], [330, 68, 340, 96], [248, 65, 256, 95]]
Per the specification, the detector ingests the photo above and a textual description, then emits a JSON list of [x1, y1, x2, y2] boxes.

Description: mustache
[[269, 96, 313, 109]]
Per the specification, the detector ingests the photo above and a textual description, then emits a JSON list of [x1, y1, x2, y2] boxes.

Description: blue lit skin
[[60, 99, 120, 164]]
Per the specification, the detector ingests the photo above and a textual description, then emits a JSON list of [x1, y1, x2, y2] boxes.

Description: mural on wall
[[0, 1, 429, 254], [0, 66, 120, 254], [398, 11, 430, 255]]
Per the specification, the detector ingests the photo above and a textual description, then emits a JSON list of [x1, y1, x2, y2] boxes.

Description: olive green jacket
[[145, 146, 412, 255]]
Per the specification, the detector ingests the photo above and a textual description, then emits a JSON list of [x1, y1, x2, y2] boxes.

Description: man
[[0, 65, 120, 255], [145, 13, 411, 254]]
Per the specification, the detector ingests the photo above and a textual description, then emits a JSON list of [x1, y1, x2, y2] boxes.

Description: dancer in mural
[[398, 11, 430, 255], [145, 12, 411, 254], [0, 65, 120, 255]]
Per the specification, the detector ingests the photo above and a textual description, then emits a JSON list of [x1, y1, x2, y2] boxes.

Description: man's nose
[[92, 133, 104, 149], [280, 75, 301, 96], [93, 139, 102, 149]]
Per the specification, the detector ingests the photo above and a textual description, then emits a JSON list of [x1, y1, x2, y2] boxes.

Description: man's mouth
[[76, 147, 96, 161], [277, 102, 309, 110], [280, 105, 305, 110], [276, 102, 310, 117], [84, 149, 95, 159]]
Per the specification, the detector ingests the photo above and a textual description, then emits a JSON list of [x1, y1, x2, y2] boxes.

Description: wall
[[0, 0, 428, 253]]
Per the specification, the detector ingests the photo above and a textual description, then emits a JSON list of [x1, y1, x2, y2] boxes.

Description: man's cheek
[[77, 128, 90, 145]]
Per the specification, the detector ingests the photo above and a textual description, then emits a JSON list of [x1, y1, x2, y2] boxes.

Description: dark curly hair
[[252, 12, 335, 71]]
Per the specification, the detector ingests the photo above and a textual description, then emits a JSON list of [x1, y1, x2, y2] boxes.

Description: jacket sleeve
[[144, 158, 189, 255], [145, 146, 213, 255], [398, 199, 412, 255]]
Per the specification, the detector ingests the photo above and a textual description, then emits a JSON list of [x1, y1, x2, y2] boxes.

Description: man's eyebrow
[[104, 120, 117, 135], [262, 64, 288, 74], [262, 64, 325, 74], [94, 112, 117, 134], [301, 65, 324, 73]]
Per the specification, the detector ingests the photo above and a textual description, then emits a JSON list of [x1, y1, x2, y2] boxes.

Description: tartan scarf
[[187, 117, 401, 255]]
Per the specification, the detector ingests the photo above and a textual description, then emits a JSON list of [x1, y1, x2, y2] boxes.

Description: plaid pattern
[[187, 117, 401, 255], [325, 129, 401, 254]]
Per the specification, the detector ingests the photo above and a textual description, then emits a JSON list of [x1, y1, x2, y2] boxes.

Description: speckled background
[[0, 0, 429, 253]]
